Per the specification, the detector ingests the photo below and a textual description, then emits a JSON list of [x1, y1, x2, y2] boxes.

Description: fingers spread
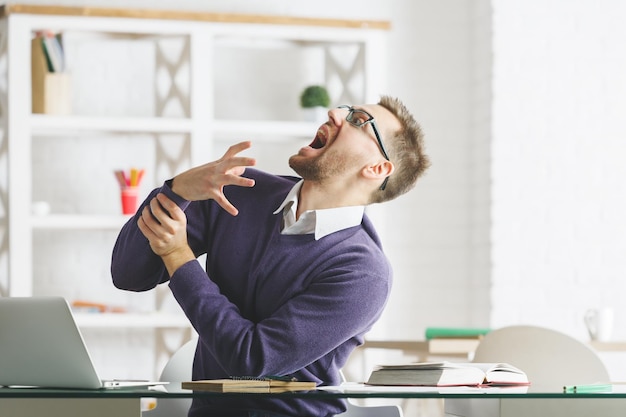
[[224, 141, 253, 158]]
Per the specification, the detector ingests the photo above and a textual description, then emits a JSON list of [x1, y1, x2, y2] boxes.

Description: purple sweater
[[111, 169, 392, 417]]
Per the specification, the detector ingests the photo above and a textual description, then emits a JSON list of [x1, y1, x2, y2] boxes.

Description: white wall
[[491, 0, 626, 342]]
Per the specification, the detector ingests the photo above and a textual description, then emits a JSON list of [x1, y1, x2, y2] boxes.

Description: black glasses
[[338, 105, 390, 190]]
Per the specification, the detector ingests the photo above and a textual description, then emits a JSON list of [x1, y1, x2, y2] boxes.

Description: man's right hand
[[171, 141, 257, 216]]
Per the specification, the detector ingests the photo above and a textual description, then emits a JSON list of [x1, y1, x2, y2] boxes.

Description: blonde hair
[[372, 95, 430, 203]]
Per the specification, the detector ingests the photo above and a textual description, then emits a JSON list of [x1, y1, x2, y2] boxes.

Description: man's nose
[[328, 107, 346, 126]]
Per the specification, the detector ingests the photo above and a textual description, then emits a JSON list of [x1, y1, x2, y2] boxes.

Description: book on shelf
[[424, 327, 491, 339], [422, 327, 490, 357], [31, 34, 71, 115], [366, 361, 529, 387], [33, 31, 65, 73], [182, 377, 318, 393]]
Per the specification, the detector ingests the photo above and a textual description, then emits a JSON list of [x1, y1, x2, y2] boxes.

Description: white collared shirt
[[273, 180, 365, 240]]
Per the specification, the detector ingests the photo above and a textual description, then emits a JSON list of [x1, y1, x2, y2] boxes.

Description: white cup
[[584, 307, 614, 342]]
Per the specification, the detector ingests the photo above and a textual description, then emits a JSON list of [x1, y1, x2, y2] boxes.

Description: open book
[[366, 362, 529, 387], [182, 378, 318, 393]]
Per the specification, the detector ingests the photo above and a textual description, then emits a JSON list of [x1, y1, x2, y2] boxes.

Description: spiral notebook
[[182, 377, 317, 392]]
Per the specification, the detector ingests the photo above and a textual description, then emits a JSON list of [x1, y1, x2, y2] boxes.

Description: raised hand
[[170, 141, 257, 216]]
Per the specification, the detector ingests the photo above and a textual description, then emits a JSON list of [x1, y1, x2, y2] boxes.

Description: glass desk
[[2, 384, 626, 417]]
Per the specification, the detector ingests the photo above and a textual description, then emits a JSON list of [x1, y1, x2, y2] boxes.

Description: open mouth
[[309, 125, 329, 149]]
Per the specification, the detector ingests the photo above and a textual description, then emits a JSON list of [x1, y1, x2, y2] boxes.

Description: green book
[[425, 327, 491, 340], [38, 37, 55, 73]]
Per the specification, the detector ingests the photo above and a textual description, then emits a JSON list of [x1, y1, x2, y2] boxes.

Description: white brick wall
[[491, 0, 626, 348]]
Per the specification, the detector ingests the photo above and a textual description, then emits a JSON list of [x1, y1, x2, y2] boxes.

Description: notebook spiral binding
[[229, 375, 298, 382]]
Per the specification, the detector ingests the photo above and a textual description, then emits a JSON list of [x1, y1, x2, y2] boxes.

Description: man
[[111, 96, 429, 416]]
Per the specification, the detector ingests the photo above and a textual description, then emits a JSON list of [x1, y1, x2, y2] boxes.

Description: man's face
[[289, 104, 399, 186]]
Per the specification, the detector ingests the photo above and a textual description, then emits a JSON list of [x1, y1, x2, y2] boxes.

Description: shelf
[[0, 4, 391, 30], [212, 119, 320, 139], [31, 214, 132, 230], [29, 115, 319, 139], [74, 312, 191, 328], [30, 114, 193, 135], [3, 4, 385, 351], [589, 341, 626, 352]]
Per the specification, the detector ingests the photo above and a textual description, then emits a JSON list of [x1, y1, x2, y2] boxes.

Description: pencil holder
[[120, 187, 139, 215]]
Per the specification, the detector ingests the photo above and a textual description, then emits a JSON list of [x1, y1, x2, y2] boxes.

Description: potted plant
[[300, 85, 331, 122]]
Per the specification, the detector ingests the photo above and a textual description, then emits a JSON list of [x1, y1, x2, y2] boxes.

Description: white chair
[[445, 325, 612, 417], [144, 338, 197, 417], [472, 325, 610, 391], [145, 338, 402, 417]]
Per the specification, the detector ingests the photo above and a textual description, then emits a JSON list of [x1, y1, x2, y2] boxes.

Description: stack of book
[[425, 327, 491, 357]]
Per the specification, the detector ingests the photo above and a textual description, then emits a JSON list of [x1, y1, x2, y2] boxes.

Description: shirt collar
[[274, 180, 365, 240], [273, 180, 303, 215]]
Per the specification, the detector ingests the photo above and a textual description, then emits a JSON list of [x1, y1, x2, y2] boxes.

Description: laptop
[[0, 296, 166, 389]]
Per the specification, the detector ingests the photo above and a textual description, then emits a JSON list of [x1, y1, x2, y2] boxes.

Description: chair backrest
[[144, 338, 196, 417], [159, 338, 197, 383], [472, 325, 609, 390]]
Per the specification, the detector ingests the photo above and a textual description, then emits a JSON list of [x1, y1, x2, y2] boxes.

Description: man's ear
[[363, 160, 394, 182]]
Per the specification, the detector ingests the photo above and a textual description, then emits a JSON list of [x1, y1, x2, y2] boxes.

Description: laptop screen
[[0, 296, 104, 389]]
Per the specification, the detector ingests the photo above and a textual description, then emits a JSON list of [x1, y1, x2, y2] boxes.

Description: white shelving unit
[[74, 311, 193, 329], [30, 114, 195, 134], [0, 5, 389, 339]]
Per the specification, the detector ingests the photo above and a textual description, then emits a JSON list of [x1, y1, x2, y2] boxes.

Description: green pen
[[563, 383, 612, 393]]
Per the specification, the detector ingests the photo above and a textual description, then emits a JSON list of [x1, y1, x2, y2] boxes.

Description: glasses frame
[[337, 105, 390, 190]]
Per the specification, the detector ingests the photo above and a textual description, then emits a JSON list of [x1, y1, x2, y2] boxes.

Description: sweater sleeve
[[110, 180, 191, 291], [168, 247, 391, 381]]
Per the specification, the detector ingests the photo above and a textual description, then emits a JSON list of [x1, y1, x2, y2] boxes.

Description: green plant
[[300, 85, 331, 108]]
